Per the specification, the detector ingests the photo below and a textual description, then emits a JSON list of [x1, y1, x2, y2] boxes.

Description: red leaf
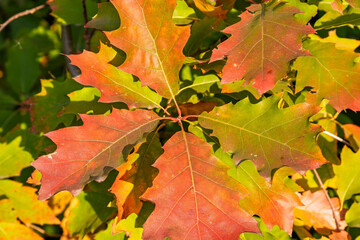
[[32, 109, 161, 200], [211, 2, 314, 94], [142, 132, 258, 239], [105, 0, 190, 99], [68, 43, 163, 109]]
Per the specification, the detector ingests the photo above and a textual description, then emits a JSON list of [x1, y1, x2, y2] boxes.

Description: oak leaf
[[294, 39, 360, 111], [294, 190, 344, 234], [32, 109, 161, 200], [211, 1, 314, 94], [229, 161, 302, 234], [105, 0, 190, 99], [68, 43, 163, 109], [333, 146, 360, 207], [142, 132, 258, 239], [198, 95, 326, 177]]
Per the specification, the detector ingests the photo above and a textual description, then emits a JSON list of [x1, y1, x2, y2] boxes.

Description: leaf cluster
[[1, 0, 360, 239]]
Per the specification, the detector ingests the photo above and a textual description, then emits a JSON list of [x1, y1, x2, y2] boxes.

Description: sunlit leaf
[[210, 1, 314, 94], [32, 109, 161, 200], [142, 132, 258, 239], [105, 0, 190, 99], [198, 95, 326, 177]]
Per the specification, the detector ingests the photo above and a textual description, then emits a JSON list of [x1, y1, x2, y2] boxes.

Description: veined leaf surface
[[142, 132, 258, 239], [294, 39, 360, 111], [68, 43, 163, 109], [32, 109, 161, 200], [211, 1, 314, 94], [105, 0, 190, 99], [198, 96, 326, 177], [229, 162, 302, 234]]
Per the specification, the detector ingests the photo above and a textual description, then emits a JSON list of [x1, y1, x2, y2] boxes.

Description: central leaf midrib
[[140, 0, 178, 102], [48, 117, 161, 193], [93, 69, 161, 108], [198, 115, 317, 158]]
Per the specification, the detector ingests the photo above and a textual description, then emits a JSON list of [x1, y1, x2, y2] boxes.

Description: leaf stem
[[181, 115, 199, 120], [322, 131, 351, 147], [313, 168, 341, 231], [0, 4, 46, 32]]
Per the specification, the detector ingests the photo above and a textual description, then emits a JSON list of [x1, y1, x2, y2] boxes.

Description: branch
[[82, 0, 91, 50], [0, 4, 46, 32], [61, 25, 81, 77], [313, 169, 341, 231]]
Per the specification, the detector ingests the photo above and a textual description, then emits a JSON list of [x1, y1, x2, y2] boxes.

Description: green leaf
[[198, 95, 326, 177], [334, 146, 360, 206], [86, 2, 121, 31], [48, 0, 98, 24], [346, 202, 360, 227], [113, 213, 143, 239], [0, 180, 59, 225], [28, 79, 82, 134], [5, 42, 40, 96], [240, 217, 292, 240], [0, 137, 33, 178], [0, 110, 22, 136], [173, 0, 197, 25], [315, 7, 360, 30], [66, 191, 116, 238], [178, 73, 220, 94], [68, 43, 163, 109], [95, 219, 126, 240], [286, 0, 318, 24]]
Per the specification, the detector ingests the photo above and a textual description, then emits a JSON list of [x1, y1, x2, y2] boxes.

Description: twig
[[313, 169, 341, 231], [82, 0, 91, 50], [0, 4, 46, 32], [322, 130, 351, 147], [61, 25, 80, 77]]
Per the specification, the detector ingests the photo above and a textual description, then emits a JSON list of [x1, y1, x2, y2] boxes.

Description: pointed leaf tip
[[32, 109, 161, 200], [211, 2, 314, 94], [142, 132, 258, 239]]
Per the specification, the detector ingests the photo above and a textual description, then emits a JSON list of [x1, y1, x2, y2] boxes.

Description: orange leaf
[[105, 0, 190, 99], [142, 132, 258, 239]]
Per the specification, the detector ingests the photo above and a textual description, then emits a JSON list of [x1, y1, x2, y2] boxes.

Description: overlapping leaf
[[142, 132, 258, 239], [32, 109, 161, 200], [240, 218, 292, 240], [63, 191, 115, 238], [0, 180, 60, 225], [116, 133, 163, 217], [198, 95, 326, 177], [229, 161, 302, 234], [294, 39, 360, 111], [346, 201, 360, 227], [68, 43, 162, 109], [334, 146, 360, 207], [294, 191, 344, 234], [314, 8, 360, 30], [210, 1, 314, 94], [0, 222, 43, 240], [104, 0, 190, 99], [0, 137, 33, 178]]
